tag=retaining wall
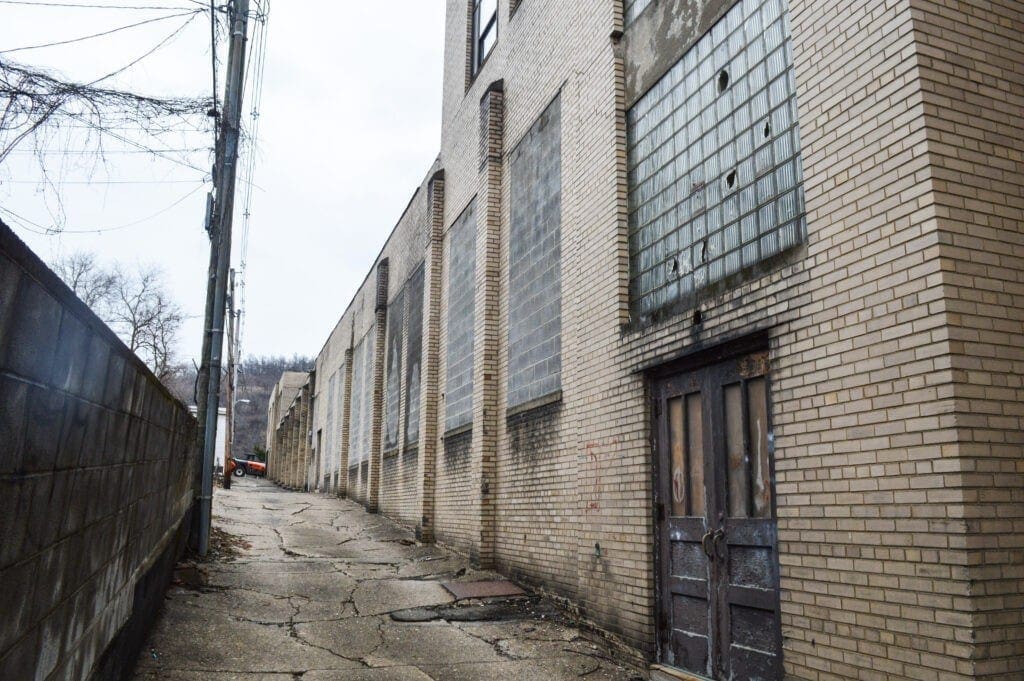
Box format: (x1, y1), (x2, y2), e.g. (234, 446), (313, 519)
(0, 220), (199, 680)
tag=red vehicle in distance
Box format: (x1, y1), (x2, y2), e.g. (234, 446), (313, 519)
(232, 458), (266, 477)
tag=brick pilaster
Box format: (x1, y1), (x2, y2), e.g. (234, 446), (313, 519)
(270, 423), (278, 483)
(298, 381), (312, 491)
(289, 403), (299, 489)
(417, 169), (446, 542)
(278, 412), (286, 487)
(367, 259), (390, 512)
(472, 80), (504, 568)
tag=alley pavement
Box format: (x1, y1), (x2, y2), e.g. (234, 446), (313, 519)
(132, 476), (638, 681)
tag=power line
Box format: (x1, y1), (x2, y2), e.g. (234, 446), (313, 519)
(0, 9), (202, 54)
(47, 123), (211, 132)
(88, 11), (203, 85)
(235, 0), (268, 371)
(7, 147), (208, 154)
(0, 205), (50, 234)
(0, 182), (205, 234)
(3, 178), (205, 184)
(60, 117), (211, 173)
(0, 1), (222, 240)
(0, 1), (201, 10)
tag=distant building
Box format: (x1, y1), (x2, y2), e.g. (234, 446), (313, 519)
(265, 371), (310, 484)
(269, 1), (1023, 679)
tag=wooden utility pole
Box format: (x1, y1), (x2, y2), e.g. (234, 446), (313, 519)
(195, 0), (249, 557)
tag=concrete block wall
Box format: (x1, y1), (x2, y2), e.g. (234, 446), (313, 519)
(273, 0), (1024, 677)
(0, 221), (198, 680)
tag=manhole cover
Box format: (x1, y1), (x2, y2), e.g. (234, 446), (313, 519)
(442, 580), (526, 600)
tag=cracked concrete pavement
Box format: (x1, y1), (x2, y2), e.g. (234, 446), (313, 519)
(132, 477), (640, 681)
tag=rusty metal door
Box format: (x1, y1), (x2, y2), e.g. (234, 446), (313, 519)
(654, 351), (782, 680)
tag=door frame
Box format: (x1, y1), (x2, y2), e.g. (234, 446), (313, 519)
(648, 331), (783, 678)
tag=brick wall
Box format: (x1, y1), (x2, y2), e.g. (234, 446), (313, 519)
(910, 1), (1024, 676)
(0, 221), (199, 680)
(278, 0), (1023, 677)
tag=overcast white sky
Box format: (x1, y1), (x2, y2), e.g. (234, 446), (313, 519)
(1, 1), (446, 365)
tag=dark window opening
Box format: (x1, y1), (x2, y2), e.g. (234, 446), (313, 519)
(472, 0), (498, 76)
(718, 69), (730, 92)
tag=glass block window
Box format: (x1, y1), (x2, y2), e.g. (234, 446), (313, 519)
(334, 365), (345, 464)
(325, 371), (338, 472)
(348, 329), (374, 464)
(360, 329), (374, 462)
(383, 288), (404, 452)
(404, 262), (425, 446)
(445, 201), (477, 432)
(348, 335), (366, 465)
(627, 0), (805, 326)
(508, 95), (562, 408)
(625, 0), (652, 26)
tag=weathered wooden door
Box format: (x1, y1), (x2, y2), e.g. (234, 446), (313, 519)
(654, 351), (782, 680)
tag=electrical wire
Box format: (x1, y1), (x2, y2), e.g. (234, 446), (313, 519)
(0, 1), (220, 243)
(0, 181), (205, 234)
(0, 1), (200, 9)
(87, 11), (203, 85)
(0, 205), (50, 234)
(3, 178), (205, 183)
(7, 147), (208, 154)
(62, 116), (211, 173)
(0, 9), (202, 54)
(235, 0), (268, 374)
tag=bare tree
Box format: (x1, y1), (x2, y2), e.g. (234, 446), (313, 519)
(51, 252), (187, 381)
(136, 287), (187, 381)
(50, 251), (117, 309)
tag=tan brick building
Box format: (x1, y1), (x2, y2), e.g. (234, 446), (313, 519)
(268, 0), (1024, 678)
(265, 371), (309, 489)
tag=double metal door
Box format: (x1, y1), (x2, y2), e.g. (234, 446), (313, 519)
(654, 351), (782, 680)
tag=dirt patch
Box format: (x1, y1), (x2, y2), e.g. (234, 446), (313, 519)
(170, 527), (251, 591)
(208, 526), (252, 561)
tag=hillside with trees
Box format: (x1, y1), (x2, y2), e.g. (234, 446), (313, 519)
(164, 354), (313, 459)
(231, 355), (313, 458)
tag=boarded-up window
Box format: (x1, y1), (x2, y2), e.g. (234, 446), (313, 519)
(724, 376), (771, 518)
(627, 0), (804, 325)
(445, 201), (477, 432)
(360, 328), (374, 462)
(404, 262), (425, 446)
(348, 329), (374, 464)
(325, 371), (338, 474)
(348, 335), (366, 466)
(667, 392), (705, 517)
(508, 95), (562, 408)
(334, 363), (345, 468)
(384, 289), (404, 452)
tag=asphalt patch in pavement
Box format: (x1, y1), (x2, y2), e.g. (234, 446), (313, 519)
(389, 596), (563, 623)
(442, 579), (526, 600)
